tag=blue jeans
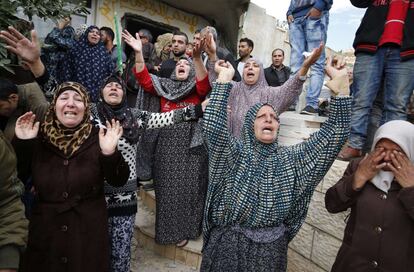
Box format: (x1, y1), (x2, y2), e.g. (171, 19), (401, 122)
(289, 12), (329, 109)
(349, 47), (414, 149)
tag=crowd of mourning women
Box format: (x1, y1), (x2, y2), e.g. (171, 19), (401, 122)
(1, 1), (414, 271)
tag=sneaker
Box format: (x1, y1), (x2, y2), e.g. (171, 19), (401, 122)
(337, 146), (362, 161)
(300, 105), (318, 115)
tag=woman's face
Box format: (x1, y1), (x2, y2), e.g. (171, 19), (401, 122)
(254, 105), (279, 144)
(175, 59), (191, 81)
(243, 60), (261, 85)
(374, 138), (405, 171)
(55, 90), (86, 128)
(87, 28), (101, 45)
(102, 81), (124, 106)
(163, 43), (172, 53)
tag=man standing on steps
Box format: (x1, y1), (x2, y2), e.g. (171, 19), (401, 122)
(265, 48), (292, 87)
(235, 37), (254, 76)
(287, 0), (331, 115)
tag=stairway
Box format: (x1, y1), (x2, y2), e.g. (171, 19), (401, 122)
(133, 187), (203, 271)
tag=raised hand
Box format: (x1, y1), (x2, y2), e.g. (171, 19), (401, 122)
(215, 60), (234, 83)
(15, 112), (39, 140)
(302, 43), (324, 68)
(204, 31), (217, 59)
(122, 29), (142, 53)
(0, 26), (41, 65)
(325, 55), (348, 80)
(387, 151), (414, 188)
(99, 119), (123, 156)
(353, 147), (386, 190)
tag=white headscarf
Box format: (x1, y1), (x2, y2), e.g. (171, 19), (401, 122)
(371, 120), (414, 193)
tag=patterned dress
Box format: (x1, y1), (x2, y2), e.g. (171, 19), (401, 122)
(201, 82), (351, 271)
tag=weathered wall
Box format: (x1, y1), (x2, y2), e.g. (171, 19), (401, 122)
(239, 3), (291, 68)
(96, 0), (209, 40)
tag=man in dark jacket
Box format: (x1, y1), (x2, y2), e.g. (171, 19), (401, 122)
(338, 0), (414, 160)
(264, 48), (291, 87)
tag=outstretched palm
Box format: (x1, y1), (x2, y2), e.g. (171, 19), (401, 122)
(0, 26), (40, 64)
(99, 119), (123, 155)
(122, 30), (142, 53)
(15, 112), (39, 139)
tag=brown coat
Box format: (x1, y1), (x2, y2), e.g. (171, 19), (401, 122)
(14, 128), (129, 272)
(325, 159), (414, 272)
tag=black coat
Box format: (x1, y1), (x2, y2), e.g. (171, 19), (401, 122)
(264, 65), (291, 87)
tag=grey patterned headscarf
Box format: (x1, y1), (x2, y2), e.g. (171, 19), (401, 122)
(150, 56), (196, 102)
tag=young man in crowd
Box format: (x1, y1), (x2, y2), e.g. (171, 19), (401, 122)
(235, 37), (254, 76)
(264, 48), (291, 87)
(100, 26), (127, 71)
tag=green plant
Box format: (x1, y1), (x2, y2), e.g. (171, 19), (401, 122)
(0, 0), (89, 73)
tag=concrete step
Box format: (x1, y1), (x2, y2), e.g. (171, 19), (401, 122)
(139, 187), (156, 213)
(279, 111), (327, 128)
(135, 197), (203, 270)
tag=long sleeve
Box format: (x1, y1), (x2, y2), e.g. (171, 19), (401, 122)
(100, 150), (129, 187)
(283, 96), (352, 240)
(132, 104), (202, 130)
(203, 82), (240, 166)
(398, 186), (414, 221)
(44, 26), (75, 50)
(132, 65), (156, 94)
(268, 74), (305, 114)
(325, 160), (362, 213)
(35, 69), (59, 101)
(195, 75), (211, 97)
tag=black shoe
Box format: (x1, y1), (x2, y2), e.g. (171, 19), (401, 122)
(300, 105), (318, 115)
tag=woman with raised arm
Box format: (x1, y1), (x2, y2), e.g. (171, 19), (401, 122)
(123, 30), (210, 247)
(201, 60), (351, 271)
(202, 29), (323, 138)
(0, 26), (204, 272)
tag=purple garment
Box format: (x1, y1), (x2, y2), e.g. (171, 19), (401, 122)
(207, 58), (304, 138)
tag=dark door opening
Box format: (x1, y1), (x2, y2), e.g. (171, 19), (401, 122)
(121, 13), (179, 58)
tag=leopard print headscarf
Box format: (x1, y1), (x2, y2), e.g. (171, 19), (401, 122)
(41, 82), (92, 158)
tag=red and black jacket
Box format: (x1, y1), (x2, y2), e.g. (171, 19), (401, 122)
(351, 0), (414, 61)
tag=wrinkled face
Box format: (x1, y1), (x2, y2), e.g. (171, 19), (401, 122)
(374, 138), (405, 171)
(87, 28), (101, 45)
(175, 59), (191, 81)
(238, 42), (252, 59)
(243, 60), (261, 85)
(272, 50), (284, 67)
(0, 94), (18, 117)
(193, 32), (201, 47)
(172, 35), (187, 57)
(55, 90), (86, 128)
(102, 81), (124, 106)
(254, 105), (279, 144)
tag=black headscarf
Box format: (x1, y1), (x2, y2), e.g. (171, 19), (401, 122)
(97, 74), (140, 144)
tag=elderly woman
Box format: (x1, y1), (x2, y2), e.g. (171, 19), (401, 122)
(203, 32), (322, 138)
(123, 30), (210, 247)
(1, 26), (204, 272)
(13, 84), (129, 271)
(201, 61), (351, 271)
(154, 32), (173, 68)
(326, 120), (414, 272)
(61, 25), (113, 102)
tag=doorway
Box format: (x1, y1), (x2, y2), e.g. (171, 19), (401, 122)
(122, 13), (179, 58)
